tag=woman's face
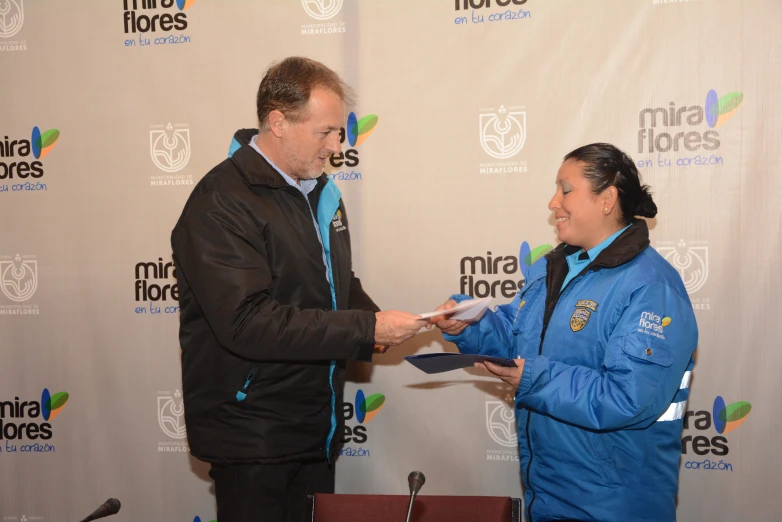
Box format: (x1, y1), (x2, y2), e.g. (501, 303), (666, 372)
(548, 159), (614, 250)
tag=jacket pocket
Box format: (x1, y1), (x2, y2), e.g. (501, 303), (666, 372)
(234, 364), (260, 402)
(620, 337), (674, 367)
(586, 430), (625, 488)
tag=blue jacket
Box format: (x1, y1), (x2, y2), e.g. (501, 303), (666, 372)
(446, 221), (697, 522)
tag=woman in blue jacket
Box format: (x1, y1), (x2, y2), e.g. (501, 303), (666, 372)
(433, 143), (698, 522)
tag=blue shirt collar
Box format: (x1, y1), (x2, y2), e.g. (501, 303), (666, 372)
(569, 224), (632, 264)
(249, 134), (318, 195)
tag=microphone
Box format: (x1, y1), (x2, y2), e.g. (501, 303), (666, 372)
(404, 471), (425, 522)
(79, 498), (121, 522)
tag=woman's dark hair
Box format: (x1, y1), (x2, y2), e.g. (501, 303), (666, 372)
(563, 143), (657, 221)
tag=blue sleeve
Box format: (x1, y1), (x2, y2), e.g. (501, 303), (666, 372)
(443, 293), (519, 360)
(516, 282), (698, 431)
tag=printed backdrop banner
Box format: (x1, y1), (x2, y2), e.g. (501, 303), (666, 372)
(1, 1), (781, 521)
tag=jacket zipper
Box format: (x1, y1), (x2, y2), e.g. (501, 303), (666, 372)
(524, 267), (585, 522)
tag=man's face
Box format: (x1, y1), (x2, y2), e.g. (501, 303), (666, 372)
(279, 87), (344, 180)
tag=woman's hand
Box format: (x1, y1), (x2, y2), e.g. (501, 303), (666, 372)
(476, 359), (526, 389)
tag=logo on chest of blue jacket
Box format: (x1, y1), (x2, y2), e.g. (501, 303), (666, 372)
(331, 210), (346, 233)
(570, 300), (598, 332)
(340, 389), (385, 457)
(460, 241), (552, 299)
(681, 396), (751, 472)
(325, 112), (378, 182)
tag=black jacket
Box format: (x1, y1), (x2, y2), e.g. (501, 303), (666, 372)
(171, 129), (379, 465)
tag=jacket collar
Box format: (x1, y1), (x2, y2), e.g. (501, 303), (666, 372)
(229, 128), (329, 189)
(548, 219), (650, 271)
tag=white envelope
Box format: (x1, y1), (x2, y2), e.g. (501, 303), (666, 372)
(418, 297), (492, 321)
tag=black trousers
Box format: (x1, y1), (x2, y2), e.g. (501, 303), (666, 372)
(209, 460), (335, 522)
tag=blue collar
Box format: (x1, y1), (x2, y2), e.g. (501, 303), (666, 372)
(561, 224), (631, 291)
(572, 224), (631, 263)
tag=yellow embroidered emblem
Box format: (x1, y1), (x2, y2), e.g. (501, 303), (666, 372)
(570, 300), (598, 332)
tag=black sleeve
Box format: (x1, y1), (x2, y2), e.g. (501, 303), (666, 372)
(172, 190), (376, 362)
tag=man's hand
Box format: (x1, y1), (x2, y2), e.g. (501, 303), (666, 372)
(373, 344), (389, 354)
(428, 299), (470, 336)
(374, 311), (428, 346)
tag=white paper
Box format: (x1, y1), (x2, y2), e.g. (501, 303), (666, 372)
(418, 297), (492, 321)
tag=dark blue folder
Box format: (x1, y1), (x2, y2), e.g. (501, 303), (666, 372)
(404, 353), (517, 374)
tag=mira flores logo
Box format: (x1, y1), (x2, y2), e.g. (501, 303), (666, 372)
(636, 89), (743, 168)
(459, 241), (552, 299)
(0, 388), (68, 454)
(340, 389), (385, 457)
(1, 127), (59, 193)
(682, 396), (751, 472)
(122, 0), (196, 47)
(452, 0), (532, 26)
(325, 112), (378, 182)
(134, 257), (180, 315)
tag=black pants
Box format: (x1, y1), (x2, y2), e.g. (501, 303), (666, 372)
(209, 460), (335, 522)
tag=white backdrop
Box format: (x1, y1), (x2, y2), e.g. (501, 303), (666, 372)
(2, 1), (781, 520)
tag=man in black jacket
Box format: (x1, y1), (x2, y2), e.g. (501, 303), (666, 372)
(171, 57), (426, 522)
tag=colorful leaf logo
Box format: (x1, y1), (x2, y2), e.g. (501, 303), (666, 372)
(177, 0), (197, 10)
(355, 389), (385, 424)
(705, 90), (743, 129)
(346, 112), (378, 148)
(41, 388), (69, 422)
(31, 126), (59, 160)
(661, 317), (672, 327)
(518, 241), (553, 282)
(713, 396), (751, 434)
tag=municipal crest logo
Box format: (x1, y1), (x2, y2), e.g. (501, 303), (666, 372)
(1, 254), (37, 302)
(157, 389), (186, 439)
(486, 399), (516, 448)
(657, 240), (708, 295)
(0, 0), (24, 39)
(150, 123), (191, 173)
(302, 0), (343, 20)
(479, 105), (526, 160)
(570, 300), (597, 332)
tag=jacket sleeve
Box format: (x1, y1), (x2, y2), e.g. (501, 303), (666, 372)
(516, 282), (698, 431)
(443, 293), (519, 359)
(171, 190), (377, 362)
(348, 274), (380, 312)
